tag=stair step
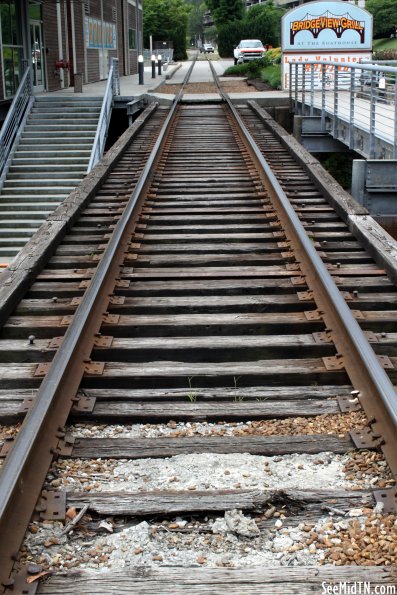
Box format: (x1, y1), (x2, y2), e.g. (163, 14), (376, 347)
(7, 166), (85, 182)
(9, 165), (87, 173)
(22, 130), (96, 138)
(35, 97), (102, 104)
(0, 202), (60, 210)
(0, 194), (66, 202)
(16, 143), (92, 152)
(25, 118), (98, 132)
(0, 219), (43, 228)
(28, 118), (99, 126)
(1, 185), (77, 194)
(1, 203), (58, 215)
(31, 107), (101, 114)
(0, 228), (36, 237)
(18, 139), (94, 146)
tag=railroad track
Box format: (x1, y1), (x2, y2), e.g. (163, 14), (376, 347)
(0, 57), (396, 593)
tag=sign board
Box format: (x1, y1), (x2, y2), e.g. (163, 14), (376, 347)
(281, 1), (372, 89)
(85, 17), (117, 50)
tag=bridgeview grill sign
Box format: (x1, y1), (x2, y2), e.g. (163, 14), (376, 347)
(281, 1), (373, 89)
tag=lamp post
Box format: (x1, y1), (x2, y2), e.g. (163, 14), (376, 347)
(151, 54), (156, 78)
(157, 54), (162, 76)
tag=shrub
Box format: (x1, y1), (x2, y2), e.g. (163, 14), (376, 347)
(260, 64), (281, 88)
(372, 49), (397, 60)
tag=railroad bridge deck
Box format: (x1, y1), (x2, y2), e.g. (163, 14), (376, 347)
(0, 58), (396, 593)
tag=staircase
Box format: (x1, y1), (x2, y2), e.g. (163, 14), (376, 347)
(0, 95), (103, 262)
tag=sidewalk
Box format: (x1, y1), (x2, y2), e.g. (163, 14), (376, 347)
(37, 64), (182, 99)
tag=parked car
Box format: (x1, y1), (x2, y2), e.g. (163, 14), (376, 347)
(200, 43), (214, 54)
(233, 40), (265, 65)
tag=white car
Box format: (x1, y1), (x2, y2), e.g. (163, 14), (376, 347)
(200, 43), (214, 54)
(234, 40), (266, 65)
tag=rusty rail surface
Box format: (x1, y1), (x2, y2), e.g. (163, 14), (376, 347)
(0, 55), (396, 591)
(208, 58), (397, 474)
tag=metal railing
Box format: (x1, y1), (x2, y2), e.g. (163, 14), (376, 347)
(87, 58), (120, 172)
(143, 49), (174, 63)
(289, 61), (397, 159)
(0, 66), (33, 179)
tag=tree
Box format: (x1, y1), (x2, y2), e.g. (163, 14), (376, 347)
(143, 0), (190, 60)
(216, 2), (284, 57)
(206, 0), (244, 27)
(366, 0), (397, 39)
(187, 0), (206, 44)
(245, 2), (284, 46)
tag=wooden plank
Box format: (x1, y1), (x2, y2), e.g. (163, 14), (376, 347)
(71, 434), (354, 459)
(66, 488), (373, 516)
(36, 266), (297, 281)
(38, 566), (396, 595)
(93, 359), (336, 377)
(138, 233), (276, 242)
(95, 334), (323, 350)
(118, 278), (298, 295)
(78, 399), (340, 421)
(0, 395), (340, 423)
(349, 214), (397, 287)
(132, 253), (287, 266)
(0, 386), (353, 403)
(108, 295), (307, 311)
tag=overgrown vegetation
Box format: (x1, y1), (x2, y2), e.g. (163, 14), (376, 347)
(224, 48), (281, 88)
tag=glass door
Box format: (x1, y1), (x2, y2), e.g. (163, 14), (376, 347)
(30, 20), (44, 91)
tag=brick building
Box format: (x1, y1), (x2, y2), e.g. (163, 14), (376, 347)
(0, 0), (142, 102)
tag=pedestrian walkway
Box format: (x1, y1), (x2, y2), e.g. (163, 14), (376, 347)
(37, 64), (181, 99)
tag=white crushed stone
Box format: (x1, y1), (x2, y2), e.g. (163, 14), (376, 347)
(51, 451), (351, 492)
(24, 510), (329, 571)
(68, 421), (285, 439)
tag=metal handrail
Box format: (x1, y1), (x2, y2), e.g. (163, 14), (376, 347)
(87, 58), (120, 172)
(289, 60), (397, 159)
(0, 66), (33, 177)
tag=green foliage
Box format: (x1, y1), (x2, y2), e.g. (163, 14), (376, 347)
(366, 0), (397, 39)
(224, 54), (281, 88)
(373, 38), (397, 51)
(373, 48), (397, 60)
(224, 63), (251, 76)
(266, 47), (282, 64)
(216, 3), (285, 57)
(260, 64), (281, 88)
(206, 0), (244, 27)
(187, 0), (206, 42)
(143, 0), (190, 60)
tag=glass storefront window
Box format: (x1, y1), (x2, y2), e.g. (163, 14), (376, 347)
(3, 45), (22, 96)
(1, 0), (24, 97)
(28, 3), (41, 21)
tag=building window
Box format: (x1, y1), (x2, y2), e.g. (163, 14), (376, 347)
(1, 0), (24, 97)
(128, 28), (136, 50)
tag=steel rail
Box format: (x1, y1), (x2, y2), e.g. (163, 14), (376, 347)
(208, 59), (397, 475)
(0, 55), (197, 589)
